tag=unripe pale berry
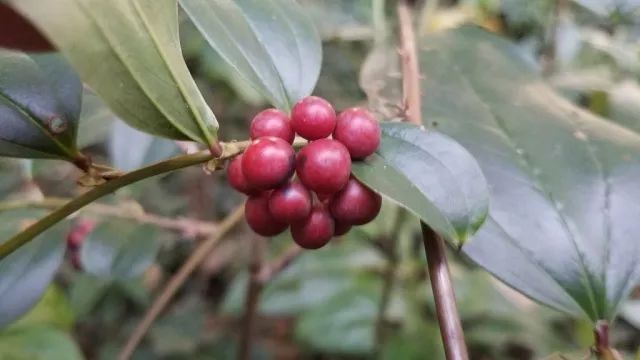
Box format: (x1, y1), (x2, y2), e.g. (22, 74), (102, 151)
(291, 206), (334, 249)
(296, 139), (351, 194)
(250, 108), (295, 144)
(333, 107), (381, 159)
(242, 137), (295, 191)
(269, 181), (312, 224)
(227, 154), (256, 195)
(291, 96), (336, 140)
(329, 177), (382, 225)
(245, 192), (288, 236)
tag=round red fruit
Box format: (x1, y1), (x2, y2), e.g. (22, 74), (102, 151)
(269, 181), (312, 224)
(291, 206), (335, 249)
(296, 139), (351, 194)
(250, 108), (295, 143)
(333, 221), (352, 236)
(329, 177), (382, 225)
(291, 96), (336, 140)
(227, 154), (256, 195)
(242, 137), (295, 191)
(245, 192), (288, 236)
(333, 107), (381, 159)
(66, 218), (96, 250)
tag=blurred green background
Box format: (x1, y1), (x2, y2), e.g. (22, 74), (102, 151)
(0, 0), (639, 359)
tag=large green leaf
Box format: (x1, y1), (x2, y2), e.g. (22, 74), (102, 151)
(0, 326), (83, 360)
(0, 50), (82, 160)
(179, 0), (322, 110)
(0, 211), (67, 328)
(352, 123), (489, 247)
(80, 222), (160, 280)
(10, 0), (218, 146)
(366, 26), (640, 322)
(76, 91), (117, 149)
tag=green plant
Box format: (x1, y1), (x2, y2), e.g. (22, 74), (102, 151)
(0, 0), (639, 359)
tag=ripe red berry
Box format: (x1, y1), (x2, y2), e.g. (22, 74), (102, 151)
(333, 107), (381, 159)
(291, 96), (336, 140)
(242, 137), (295, 191)
(291, 206), (335, 249)
(250, 108), (295, 144)
(227, 154), (256, 195)
(66, 218), (96, 250)
(269, 181), (312, 224)
(245, 192), (288, 236)
(334, 221), (352, 236)
(296, 139), (351, 194)
(329, 177), (382, 225)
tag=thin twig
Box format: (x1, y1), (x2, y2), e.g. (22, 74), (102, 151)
(0, 198), (217, 238)
(238, 244), (303, 360)
(118, 205), (245, 360)
(397, 1), (468, 359)
(397, 0), (422, 126)
(238, 236), (267, 360)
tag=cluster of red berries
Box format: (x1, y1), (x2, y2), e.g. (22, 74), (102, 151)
(227, 96), (382, 249)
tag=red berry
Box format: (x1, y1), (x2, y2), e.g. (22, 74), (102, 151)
(269, 181), (312, 224)
(227, 154), (256, 195)
(66, 218), (96, 250)
(245, 192), (288, 236)
(333, 107), (381, 159)
(334, 221), (352, 236)
(329, 177), (382, 225)
(291, 206), (334, 249)
(250, 108), (295, 144)
(291, 96), (336, 140)
(296, 139), (351, 194)
(242, 137), (295, 191)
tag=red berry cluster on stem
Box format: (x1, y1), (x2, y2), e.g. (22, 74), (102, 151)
(227, 96), (382, 250)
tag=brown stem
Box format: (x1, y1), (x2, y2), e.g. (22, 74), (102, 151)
(239, 236), (267, 360)
(374, 236), (397, 350)
(422, 224), (468, 360)
(397, 0), (422, 126)
(397, 0), (468, 359)
(118, 205), (245, 360)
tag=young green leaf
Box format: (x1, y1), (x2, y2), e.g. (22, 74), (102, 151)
(10, 0), (218, 147)
(351, 123), (489, 248)
(0, 211), (67, 328)
(80, 222), (160, 280)
(179, 0), (322, 110)
(0, 50), (83, 161)
(363, 25), (640, 322)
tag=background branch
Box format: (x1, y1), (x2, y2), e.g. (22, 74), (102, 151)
(118, 205), (245, 360)
(0, 198), (218, 238)
(397, 0), (469, 359)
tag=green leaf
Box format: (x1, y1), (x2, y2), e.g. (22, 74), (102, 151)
(80, 222), (160, 280)
(0, 49), (82, 160)
(607, 81), (640, 134)
(9, 286), (74, 332)
(295, 283), (380, 355)
(76, 91), (117, 149)
(396, 26), (640, 322)
(179, 0), (322, 110)
(351, 123), (489, 247)
(109, 120), (179, 171)
(11, 0), (218, 146)
(0, 211), (67, 328)
(0, 326), (83, 360)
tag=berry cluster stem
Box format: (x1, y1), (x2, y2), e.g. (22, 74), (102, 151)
(0, 141), (250, 260)
(397, 0), (468, 359)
